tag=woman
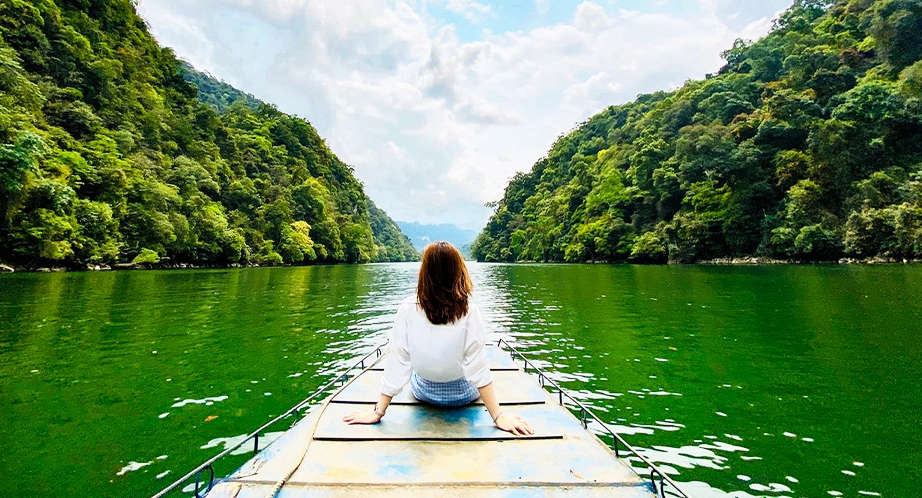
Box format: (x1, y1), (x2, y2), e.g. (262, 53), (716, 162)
(343, 242), (533, 436)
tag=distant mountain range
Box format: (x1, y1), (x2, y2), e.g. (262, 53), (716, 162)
(396, 222), (479, 257)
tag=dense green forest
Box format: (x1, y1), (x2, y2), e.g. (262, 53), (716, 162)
(474, 0), (922, 263)
(0, 0), (417, 268)
(180, 63), (261, 114)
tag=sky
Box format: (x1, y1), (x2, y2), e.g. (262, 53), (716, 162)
(136, 0), (794, 230)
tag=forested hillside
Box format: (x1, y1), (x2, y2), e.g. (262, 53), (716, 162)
(180, 63), (261, 113)
(474, 0), (922, 263)
(366, 199), (419, 262)
(0, 0), (417, 268)
(182, 64), (418, 264)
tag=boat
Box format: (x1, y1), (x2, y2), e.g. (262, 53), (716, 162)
(154, 339), (688, 498)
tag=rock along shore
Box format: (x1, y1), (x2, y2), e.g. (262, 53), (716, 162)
(699, 256), (921, 265)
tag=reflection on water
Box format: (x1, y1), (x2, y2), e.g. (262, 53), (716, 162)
(1, 263), (918, 497)
(472, 263), (914, 498)
(0, 265), (420, 497)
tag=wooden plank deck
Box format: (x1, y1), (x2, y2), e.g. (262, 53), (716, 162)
(333, 370), (548, 406)
(204, 346), (657, 497)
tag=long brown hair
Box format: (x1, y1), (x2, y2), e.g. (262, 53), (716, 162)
(417, 241), (473, 324)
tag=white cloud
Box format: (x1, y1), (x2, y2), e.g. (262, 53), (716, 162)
(137, 0), (793, 229)
(573, 2), (613, 32)
(443, 0), (492, 21)
(698, 0), (787, 31)
(564, 72), (624, 105)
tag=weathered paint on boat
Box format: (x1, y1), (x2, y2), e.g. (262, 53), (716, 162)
(201, 345), (661, 497)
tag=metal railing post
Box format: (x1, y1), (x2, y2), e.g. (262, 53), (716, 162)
(153, 341), (390, 498)
(495, 338), (689, 498)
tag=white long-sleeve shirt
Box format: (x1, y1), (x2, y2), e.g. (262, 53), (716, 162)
(380, 297), (493, 397)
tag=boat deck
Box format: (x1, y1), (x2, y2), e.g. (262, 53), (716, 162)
(203, 346), (657, 497)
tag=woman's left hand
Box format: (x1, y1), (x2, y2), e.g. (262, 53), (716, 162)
(342, 409), (382, 425)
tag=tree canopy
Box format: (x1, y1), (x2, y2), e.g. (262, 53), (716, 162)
(473, 0), (922, 263)
(0, 0), (417, 268)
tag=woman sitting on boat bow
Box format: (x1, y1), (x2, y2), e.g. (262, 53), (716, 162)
(343, 241), (533, 436)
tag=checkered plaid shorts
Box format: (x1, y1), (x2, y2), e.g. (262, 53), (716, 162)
(410, 371), (480, 406)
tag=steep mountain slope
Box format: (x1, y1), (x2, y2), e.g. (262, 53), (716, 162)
(474, 0), (922, 263)
(367, 200), (419, 262)
(180, 63), (261, 113)
(184, 64), (418, 263)
(0, 0), (415, 267)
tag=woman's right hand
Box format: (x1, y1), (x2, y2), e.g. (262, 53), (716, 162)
(494, 413), (534, 436)
(342, 409), (383, 425)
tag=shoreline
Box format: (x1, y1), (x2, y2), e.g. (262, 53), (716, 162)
(697, 256), (922, 265)
(2, 256), (920, 273)
(0, 262), (268, 273)
(0, 260), (418, 273)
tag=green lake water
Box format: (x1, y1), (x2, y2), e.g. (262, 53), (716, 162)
(0, 263), (919, 497)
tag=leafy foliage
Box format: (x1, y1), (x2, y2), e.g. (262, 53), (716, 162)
(474, 0), (922, 263)
(180, 63), (261, 113)
(367, 199), (419, 262)
(0, 0), (416, 267)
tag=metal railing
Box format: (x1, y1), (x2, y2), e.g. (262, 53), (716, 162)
(154, 338), (688, 498)
(496, 338), (689, 498)
(151, 342), (388, 498)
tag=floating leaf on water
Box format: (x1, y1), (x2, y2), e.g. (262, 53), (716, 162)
(205, 415), (218, 422)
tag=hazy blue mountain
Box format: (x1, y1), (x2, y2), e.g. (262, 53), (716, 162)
(396, 222), (478, 255)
